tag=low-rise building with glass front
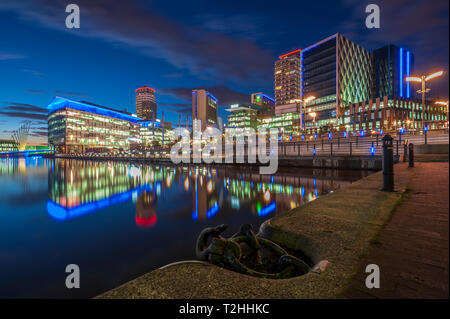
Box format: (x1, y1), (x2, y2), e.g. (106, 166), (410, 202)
(226, 104), (260, 130)
(340, 96), (448, 134)
(0, 139), (18, 152)
(258, 112), (300, 141)
(48, 97), (143, 153)
(139, 120), (174, 148)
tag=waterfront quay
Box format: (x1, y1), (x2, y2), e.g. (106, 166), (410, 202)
(98, 158), (449, 299)
(47, 132), (448, 171)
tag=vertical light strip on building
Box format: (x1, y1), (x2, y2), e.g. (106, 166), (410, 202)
(406, 50), (410, 98)
(399, 47), (403, 97)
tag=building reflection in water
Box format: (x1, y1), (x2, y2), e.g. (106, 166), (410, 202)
(46, 159), (365, 226)
(135, 190), (157, 227)
(47, 159), (174, 225)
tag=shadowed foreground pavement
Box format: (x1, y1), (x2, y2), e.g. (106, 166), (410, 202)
(98, 162), (448, 299)
(343, 162), (449, 298)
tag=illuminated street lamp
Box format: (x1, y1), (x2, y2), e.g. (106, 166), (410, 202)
(309, 112), (317, 136)
(406, 71), (444, 129)
(435, 100), (449, 129)
(294, 96), (316, 133)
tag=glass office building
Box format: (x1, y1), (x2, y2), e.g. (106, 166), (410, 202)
(48, 97), (142, 153)
(226, 104), (260, 130)
(341, 96), (448, 133)
(301, 34), (374, 133)
(0, 139), (18, 152)
(373, 45), (414, 99)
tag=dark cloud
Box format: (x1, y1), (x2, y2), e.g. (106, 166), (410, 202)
(338, 0), (449, 95)
(159, 85), (250, 106)
(159, 103), (192, 115)
(2, 102), (47, 113)
(0, 102), (47, 120)
(24, 89), (45, 94)
(0, 111), (47, 120)
(0, 0), (273, 84)
(54, 90), (90, 98)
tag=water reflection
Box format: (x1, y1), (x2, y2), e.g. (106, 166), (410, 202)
(45, 160), (366, 226)
(0, 157), (371, 298)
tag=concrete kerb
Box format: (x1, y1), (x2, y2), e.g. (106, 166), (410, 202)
(97, 163), (412, 299)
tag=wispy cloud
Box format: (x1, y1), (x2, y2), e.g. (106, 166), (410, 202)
(23, 69), (45, 77)
(0, 102), (48, 120)
(54, 90), (89, 98)
(0, 0), (274, 84)
(0, 53), (24, 60)
(158, 102), (192, 115)
(159, 85), (249, 106)
(24, 89), (45, 94)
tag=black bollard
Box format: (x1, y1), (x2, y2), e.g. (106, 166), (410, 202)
(409, 143), (414, 167)
(403, 142), (408, 162)
(381, 134), (394, 192)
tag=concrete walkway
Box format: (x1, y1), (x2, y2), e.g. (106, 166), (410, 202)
(342, 162), (449, 298)
(98, 163), (411, 299)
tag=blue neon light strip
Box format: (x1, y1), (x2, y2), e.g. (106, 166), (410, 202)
(258, 202), (276, 216)
(257, 93), (275, 103)
(192, 91), (197, 118)
(47, 97), (142, 123)
(47, 184), (152, 221)
(206, 202), (219, 219)
(206, 92), (218, 103)
(0, 149), (52, 155)
(406, 51), (410, 98)
(301, 34), (338, 53)
(399, 48), (403, 97)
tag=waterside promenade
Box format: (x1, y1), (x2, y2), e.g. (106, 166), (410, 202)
(342, 162), (449, 298)
(97, 159), (448, 299)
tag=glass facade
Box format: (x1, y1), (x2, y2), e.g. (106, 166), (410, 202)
(0, 139), (18, 152)
(374, 45), (414, 99)
(47, 97), (174, 154)
(341, 96), (448, 133)
(227, 105), (260, 130)
(258, 112), (300, 140)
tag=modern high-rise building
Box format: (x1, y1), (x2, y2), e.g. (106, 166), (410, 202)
(274, 49), (301, 106)
(251, 92), (275, 118)
(373, 45), (414, 99)
(192, 89), (218, 131)
(135, 86), (157, 121)
(301, 34), (374, 132)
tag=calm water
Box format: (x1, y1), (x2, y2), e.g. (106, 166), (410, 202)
(0, 157), (372, 298)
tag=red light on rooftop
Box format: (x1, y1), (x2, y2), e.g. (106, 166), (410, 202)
(278, 49), (301, 59)
(135, 86), (156, 93)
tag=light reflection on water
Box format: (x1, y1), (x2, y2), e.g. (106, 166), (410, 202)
(0, 157), (372, 298)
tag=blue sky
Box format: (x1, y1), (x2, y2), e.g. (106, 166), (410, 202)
(0, 0), (448, 143)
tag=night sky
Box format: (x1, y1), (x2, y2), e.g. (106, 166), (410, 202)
(0, 0), (448, 144)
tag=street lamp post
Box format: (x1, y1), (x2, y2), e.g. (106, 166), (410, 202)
(406, 71), (444, 131)
(295, 96), (316, 137)
(309, 112), (317, 136)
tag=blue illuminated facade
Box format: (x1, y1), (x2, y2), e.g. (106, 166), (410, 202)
(373, 44), (414, 99)
(48, 97), (176, 153)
